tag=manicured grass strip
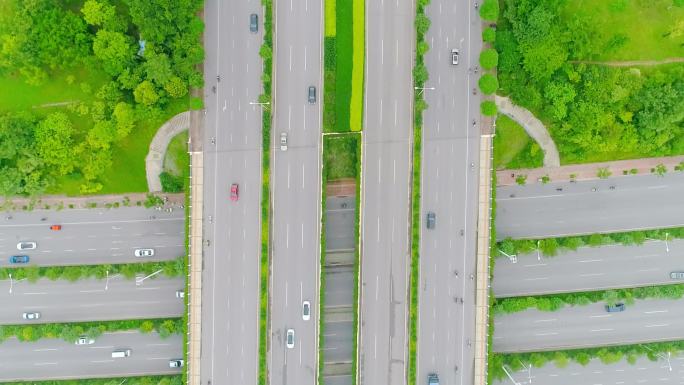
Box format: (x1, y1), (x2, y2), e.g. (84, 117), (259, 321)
(349, 0), (365, 132)
(0, 258), (185, 282)
(492, 115), (543, 170)
(335, 0), (353, 132)
(258, 1), (274, 384)
(0, 318), (184, 343)
(325, 0), (336, 37)
(3, 375), (182, 385)
(491, 340), (684, 382)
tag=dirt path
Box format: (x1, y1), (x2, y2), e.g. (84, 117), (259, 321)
(570, 57), (684, 67)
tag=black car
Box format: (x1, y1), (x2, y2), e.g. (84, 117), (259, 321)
(250, 13), (258, 33)
(426, 212), (436, 229)
(605, 303), (625, 312)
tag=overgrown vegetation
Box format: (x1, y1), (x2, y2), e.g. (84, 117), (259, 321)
(490, 340), (683, 382)
(349, 0), (364, 131)
(161, 130), (189, 193)
(258, 1), (273, 384)
(3, 376), (182, 385)
(497, 0), (684, 164)
(493, 115), (543, 169)
(0, 257), (185, 282)
(0, 318), (183, 343)
(0, 0), (202, 195)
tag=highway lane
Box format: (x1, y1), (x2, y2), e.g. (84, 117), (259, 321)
(493, 355), (680, 385)
(201, 1), (263, 384)
(0, 276), (184, 325)
(496, 173), (684, 240)
(493, 239), (682, 297)
(0, 332), (182, 382)
(418, 1), (481, 384)
(493, 299), (684, 353)
(270, 0), (323, 384)
(0, 208), (184, 266)
(358, 0), (413, 384)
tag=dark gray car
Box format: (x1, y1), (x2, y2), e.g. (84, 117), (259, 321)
(250, 14), (258, 33)
(426, 212), (436, 229)
(308, 86), (316, 104)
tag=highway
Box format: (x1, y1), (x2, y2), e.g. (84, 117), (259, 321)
(0, 276), (184, 325)
(270, 0), (323, 383)
(493, 239), (682, 297)
(358, 0), (413, 384)
(201, 0), (263, 384)
(0, 332), (183, 382)
(0, 207), (184, 266)
(493, 355), (680, 385)
(496, 173), (684, 239)
(493, 299), (684, 353)
(417, 1), (481, 384)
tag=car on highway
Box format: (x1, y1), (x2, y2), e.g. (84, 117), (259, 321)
(111, 349), (131, 358)
(134, 248), (155, 257)
(230, 183), (239, 201)
(75, 336), (95, 345)
(9, 255), (29, 264)
(169, 359), (184, 368)
(250, 13), (258, 33)
(280, 132), (288, 151)
(17, 241), (36, 250)
(308, 86), (316, 104)
(22, 312), (41, 320)
(428, 373), (440, 385)
(671, 272), (684, 279)
(451, 49), (459, 65)
(302, 301), (311, 321)
(286, 329), (295, 349)
(50, 224), (62, 230)
(605, 303), (625, 312)
(176, 290), (185, 298)
(426, 212), (436, 229)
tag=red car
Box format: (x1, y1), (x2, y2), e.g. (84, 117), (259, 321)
(50, 225), (62, 231)
(230, 183), (239, 201)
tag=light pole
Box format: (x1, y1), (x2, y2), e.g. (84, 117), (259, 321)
(537, 240), (541, 261)
(501, 365), (521, 385)
(105, 270), (109, 291)
(498, 249), (518, 264)
(519, 360), (532, 383)
(665, 232), (670, 253)
(8, 273), (12, 294)
(136, 269), (163, 286)
(249, 101), (270, 110)
(642, 345), (672, 371)
(414, 86), (435, 96)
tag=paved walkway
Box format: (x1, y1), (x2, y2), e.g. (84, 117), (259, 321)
(497, 155), (684, 186)
(146, 111), (191, 192)
(0, 192), (184, 211)
(494, 95), (560, 167)
(571, 57), (684, 67)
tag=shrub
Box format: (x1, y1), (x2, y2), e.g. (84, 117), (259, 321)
(482, 27), (496, 43)
(480, 100), (497, 116)
(479, 48), (499, 70)
(479, 0), (500, 21)
(597, 167), (612, 179)
(160, 172), (184, 193)
(515, 174), (527, 185)
(478, 74), (499, 95)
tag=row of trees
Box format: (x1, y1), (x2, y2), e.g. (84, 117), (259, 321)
(0, 0), (203, 195)
(496, 0), (684, 162)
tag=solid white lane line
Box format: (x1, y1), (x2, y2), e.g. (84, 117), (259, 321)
(645, 324), (669, 328)
(590, 328), (614, 332)
(644, 310), (668, 314)
(590, 314), (612, 318)
(535, 332), (558, 336)
(304, 45), (308, 70)
(533, 318), (557, 323)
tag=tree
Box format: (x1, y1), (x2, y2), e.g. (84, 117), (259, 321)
(133, 80), (160, 106)
(86, 120), (116, 150)
(81, 0), (116, 27)
(164, 76), (188, 98)
(479, 48), (498, 70)
(112, 102), (137, 138)
(479, 0), (499, 21)
(34, 112), (76, 176)
(482, 27), (496, 43)
(415, 13), (431, 36)
(480, 100), (497, 116)
(144, 50), (174, 85)
(93, 30), (133, 76)
(413, 64), (429, 85)
(478, 74), (499, 94)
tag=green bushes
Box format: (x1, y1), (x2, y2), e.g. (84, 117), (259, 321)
(479, 48), (499, 70)
(482, 27), (496, 43)
(481, 100), (497, 116)
(479, 0), (500, 21)
(160, 171), (184, 192)
(478, 74), (499, 94)
(350, 0), (365, 131)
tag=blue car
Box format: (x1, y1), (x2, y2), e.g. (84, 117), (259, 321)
(9, 255), (29, 264)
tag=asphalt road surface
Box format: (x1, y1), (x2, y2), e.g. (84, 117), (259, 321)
(496, 173), (684, 240)
(270, 0), (323, 384)
(0, 332), (183, 382)
(493, 299), (684, 353)
(201, 1), (264, 384)
(417, 1), (482, 385)
(493, 239), (682, 297)
(493, 355), (680, 385)
(0, 276), (184, 325)
(0, 207), (184, 267)
(358, 1), (413, 384)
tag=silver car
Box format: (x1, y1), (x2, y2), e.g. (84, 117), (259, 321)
(23, 312), (41, 320)
(286, 329), (295, 349)
(75, 336), (95, 345)
(671, 272), (684, 279)
(280, 132), (288, 151)
(134, 248), (154, 257)
(451, 49), (459, 65)
(17, 241), (37, 250)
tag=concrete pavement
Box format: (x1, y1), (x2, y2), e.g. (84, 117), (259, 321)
(358, 0), (414, 384)
(493, 239), (682, 297)
(0, 332), (183, 382)
(200, 1), (264, 385)
(269, 0), (323, 383)
(493, 299), (684, 353)
(0, 277), (184, 325)
(496, 173), (684, 239)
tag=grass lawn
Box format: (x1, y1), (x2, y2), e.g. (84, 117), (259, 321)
(493, 115), (544, 170)
(163, 130), (190, 176)
(325, 0), (336, 37)
(335, 0), (353, 132)
(562, 0), (684, 61)
(349, 0), (365, 132)
(324, 134), (360, 180)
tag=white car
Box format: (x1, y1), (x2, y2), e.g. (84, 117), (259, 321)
(302, 301), (311, 321)
(451, 48), (459, 65)
(22, 312), (41, 320)
(134, 248), (154, 257)
(169, 359), (184, 368)
(280, 132), (288, 151)
(286, 329), (295, 349)
(176, 290), (185, 298)
(75, 336), (95, 345)
(17, 241), (37, 250)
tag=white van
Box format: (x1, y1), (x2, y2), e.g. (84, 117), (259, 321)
(112, 349), (131, 358)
